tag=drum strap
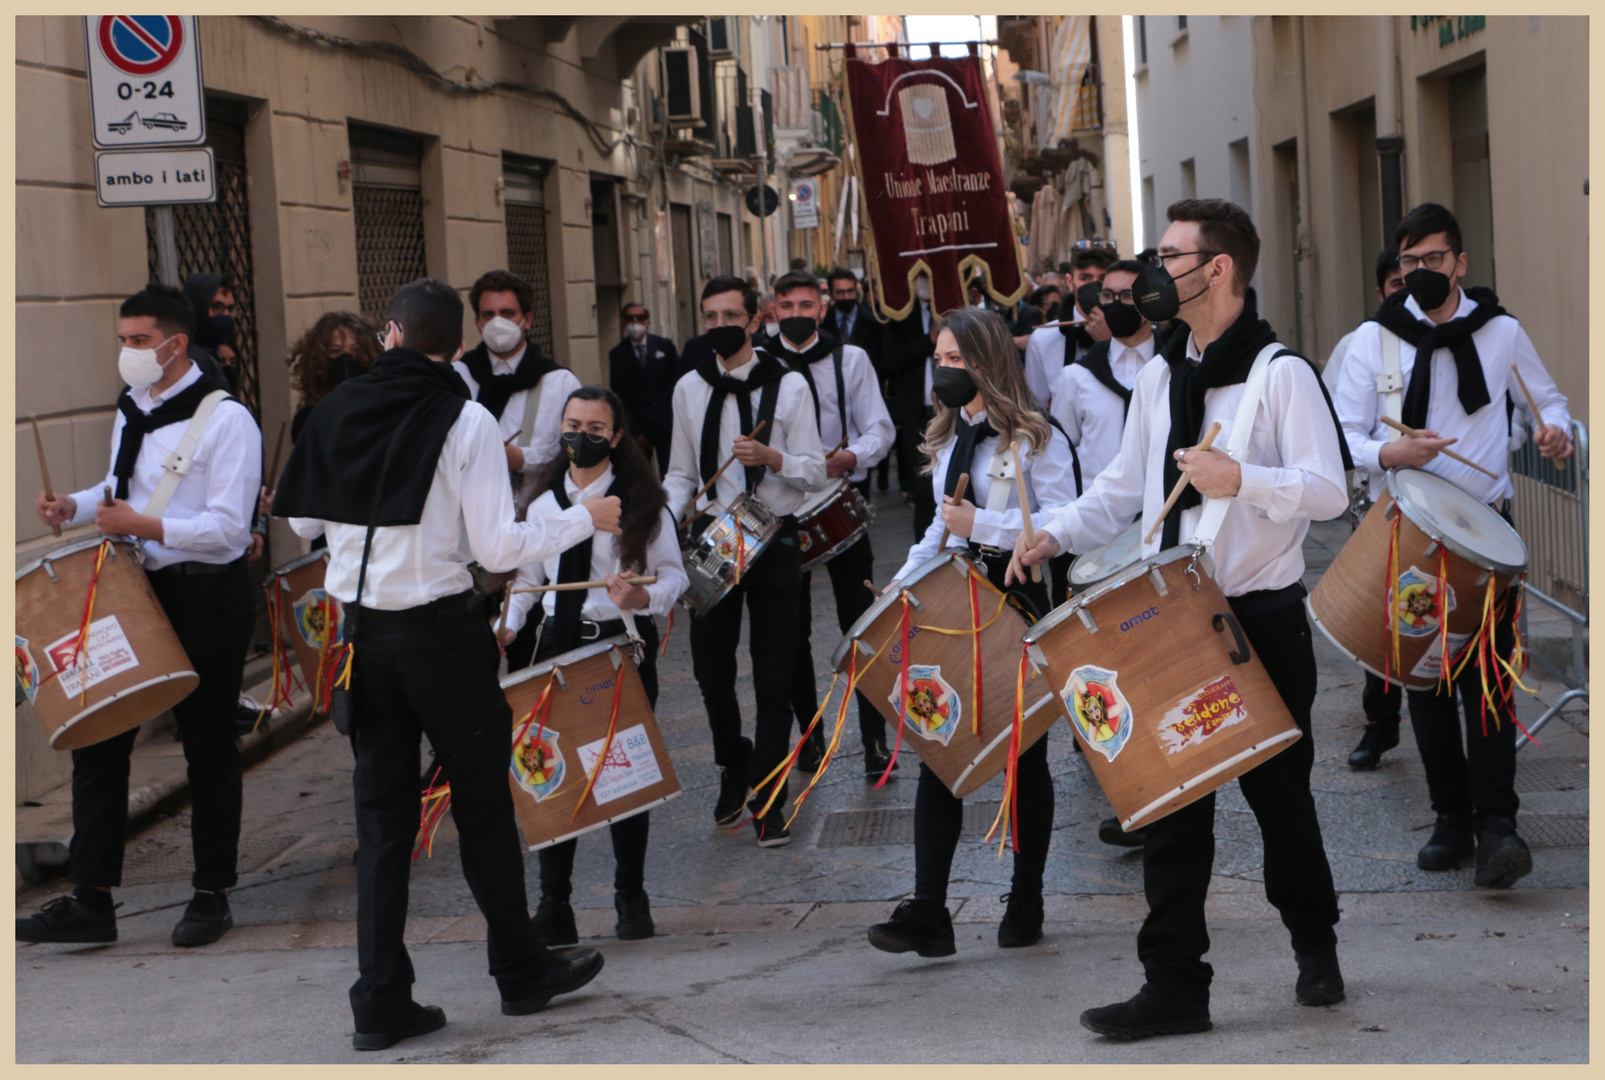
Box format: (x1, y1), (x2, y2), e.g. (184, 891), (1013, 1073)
(1378, 329), (1404, 442)
(984, 439), (1017, 515)
(518, 372), (544, 449)
(1187, 341), (1283, 551)
(142, 389), (229, 520)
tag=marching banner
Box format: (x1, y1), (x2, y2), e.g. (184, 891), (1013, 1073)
(843, 44), (1027, 319)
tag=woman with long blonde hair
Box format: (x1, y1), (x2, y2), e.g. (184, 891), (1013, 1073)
(868, 304), (1081, 961)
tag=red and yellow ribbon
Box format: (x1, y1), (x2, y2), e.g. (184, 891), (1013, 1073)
(570, 647), (627, 822)
(984, 642), (1030, 856)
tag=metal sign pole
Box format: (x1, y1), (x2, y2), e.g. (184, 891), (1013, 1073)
(152, 205), (180, 285)
(755, 94), (770, 285)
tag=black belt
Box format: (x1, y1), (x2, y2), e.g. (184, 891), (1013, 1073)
(576, 617), (628, 642)
(356, 588), (484, 625)
(147, 555), (247, 578)
(1227, 581), (1306, 619)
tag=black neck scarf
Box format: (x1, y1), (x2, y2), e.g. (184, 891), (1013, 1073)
(944, 412), (998, 499)
(546, 471), (624, 654)
(461, 341), (560, 421)
(779, 333), (847, 447)
(695, 348), (789, 492)
(272, 348), (470, 526)
(113, 362), (233, 501)
(1074, 339), (1134, 416)
(1371, 286), (1504, 429)
(1060, 321), (1094, 367)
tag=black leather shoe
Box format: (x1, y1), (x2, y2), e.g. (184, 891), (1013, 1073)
(864, 742), (899, 780)
(867, 898), (955, 958)
(614, 888), (655, 940)
(1474, 816), (1533, 889)
(1295, 950), (1346, 1005)
(172, 890), (232, 947)
(1417, 812), (1475, 871)
(796, 731), (825, 773)
(501, 949), (604, 1015)
(1347, 722), (1400, 770)
(1098, 816), (1148, 848)
(753, 810), (793, 848)
(997, 892), (1044, 948)
(16, 894), (118, 944)
(714, 737), (753, 823)
(353, 1002), (447, 1051)
(1080, 991), (1213, 1039)
(532, 897), (578, 946)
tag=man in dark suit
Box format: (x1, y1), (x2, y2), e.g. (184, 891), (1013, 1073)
(823, 268), (889, 495)
(607, 302), (680, 478)
(879, 273), (938, 535)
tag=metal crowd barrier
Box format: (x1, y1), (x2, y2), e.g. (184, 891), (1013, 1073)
(1508, 419), (1588, 748)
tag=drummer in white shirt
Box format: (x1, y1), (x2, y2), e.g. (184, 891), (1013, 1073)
(1013, 198), (1350, 1038)
(767, 270), (898, 778)
(1021, 244), (1116, 408)
(1332, 202), (1573, 892)
(498, 385), (688, 951)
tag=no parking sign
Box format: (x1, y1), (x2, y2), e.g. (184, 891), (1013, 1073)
(85, 16), (205, 149)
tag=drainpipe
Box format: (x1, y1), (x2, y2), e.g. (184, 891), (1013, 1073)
(1376, 16), (1404, 242)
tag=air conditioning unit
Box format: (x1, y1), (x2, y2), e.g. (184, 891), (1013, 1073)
(706, 16), (736, 59)
(663, 47), (702, 125)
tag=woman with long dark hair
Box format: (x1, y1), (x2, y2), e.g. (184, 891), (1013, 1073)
(867, 305), (1081, 959)
(500, 386), (688, 944)
(287, 311), (382, 441)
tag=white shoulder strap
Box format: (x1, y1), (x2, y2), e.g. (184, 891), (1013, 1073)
(1377, 328), (1404, 442)
(142, 390), (229, 519)
(1186, 342), (1282, 550)
(983, 438), (1017, 515)
(518, 371), (544, 448)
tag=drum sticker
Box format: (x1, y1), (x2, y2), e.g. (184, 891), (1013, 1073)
(15, 637), (40, 705)
(887, 665), (961, 745)
(1063, 665), (1132, 762)
(576, 723), (664, 806)
(1392, 566), (1455, 638)
(1158, 675), (1249, 755)
(799, 532), (814, 554)
(511, 726), (566, 801)
(292, 590), (345, 650)
(45, 616), (139, 698)
(1410, 632), (1473, 681)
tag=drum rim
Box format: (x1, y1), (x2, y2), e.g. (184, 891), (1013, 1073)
(684, 491), (782, 547)
(798, 520), (872, 571)
(270, 549), (331, 576)
(16, 535), (139, 581)
(829, 549), (974, 670)
(794, 477), (854, 517)
(1067, 521), (1145, 587)
(1384, 467), (1528, 576)
(1024, 543), (1208, 645)
(46, 669), (201, 748)
(500, 634), (631, 690)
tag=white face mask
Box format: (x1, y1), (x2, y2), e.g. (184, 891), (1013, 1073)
(118, 337), (177, 389)
(765, 321), (781, 338)
(624, 322), (648, 341)
(481, 315), (525, 353)
(913, 278), (931, 302)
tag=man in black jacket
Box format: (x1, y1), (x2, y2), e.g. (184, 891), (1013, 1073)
(879, 272), (939, 533)
(608, 302), (681, 478)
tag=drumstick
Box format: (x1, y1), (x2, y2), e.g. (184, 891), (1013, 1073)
(497, 582), (512, 639)
(102, 485), (114, 508)
(30, 415), (61, 538)
(678, 420), (768, 529)
(265, 418), (288, 491)
(511, 575), (658, 595)
(863, 579), (882, 596)
(1011, 441), (1042, 583)
(936, 473), (969, 550)
(1509, 363), (1566, 470)
(1144, 421), (1222, 546)
(1378, 416), (1498, 479)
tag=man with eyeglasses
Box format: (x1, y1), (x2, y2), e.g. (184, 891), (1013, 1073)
(608, 302), (680, 479)
(1023, 242), (1117, 408)
(1332, 202), (1573, 891)
(662, 275), (827, 848)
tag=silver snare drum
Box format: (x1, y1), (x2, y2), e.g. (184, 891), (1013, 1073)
(679, 493), (781, 615)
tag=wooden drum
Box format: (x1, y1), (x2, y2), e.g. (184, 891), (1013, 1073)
(15, 537), (198, 750)
(268, 549), (339, 708)
(1308, 467), (1527, 689)
(831, 551), (1055, 797)
(1023, 545), (1302, 832)
(501, 636), (681, 851)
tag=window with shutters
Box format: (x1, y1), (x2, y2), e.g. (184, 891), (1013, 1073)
(349, 125), (427, 323)
(502, 153), (556, 361)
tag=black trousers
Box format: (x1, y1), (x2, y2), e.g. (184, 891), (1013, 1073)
(1363, 670), (1402, 727)
(1405, 593), (1520, 828)
(791, 533), (885, 750)
(346, 591), (560, 1030)
(910, 551), (1053, 901)
(690, 523), (801, 814)
(1137, 596), (1339, 1004)
(533, 618), (660, 901)
(70, 558), (254, 891)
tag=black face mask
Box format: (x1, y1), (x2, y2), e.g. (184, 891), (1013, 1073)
(1100, 301), (1145, 340)
(327, 352), (362, 384)
(931, 365), (979, 410)
(561, 430), (613, 469)
(706, 324), (750, 359)
(1133, 257), (1212, 323)
(833, 298), (857, 313)
(204, 313), (236, 347)
(778, 316), (818, 345)
(1405, 267), (1454, 311)
(1075, 281), (1103, 318)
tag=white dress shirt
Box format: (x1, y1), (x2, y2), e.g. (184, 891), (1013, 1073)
(1048, 334), (1156, 483)
(288, 401), (594, 610)
(1023, 315), (1088, 408)
(452, 344), (582, 472)
(896, 408), (1081, 580)
(777, 335), (895, 482)
(1333, 288), (1571, 504)
(663, 349), (827, 520)
(1041, 335), (1349, 597)
(67, 361), (261, 570)
(504, 466), (690, 633)
(1320, 329), (1357, 397)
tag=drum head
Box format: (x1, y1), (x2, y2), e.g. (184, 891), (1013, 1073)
(830, 551), (971, 670)
(795, 479), (848, 517)
(1388, 469), (1527, 574)
(1069, 522), (1143, 587)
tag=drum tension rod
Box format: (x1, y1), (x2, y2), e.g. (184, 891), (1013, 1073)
(1423, 540), (1441, 558)
(1077, 608), (1098, 633)
(1148, 567), (1169, 597)
(855, 638), (875, 658)
(901, 590), (924, 612)
(1475, 570), (1490, 586)
(42, 561), (58, 584)
(552, 668), (568, 690)
(1025, 642), (1048, 673)
(609, 650), (623, 671)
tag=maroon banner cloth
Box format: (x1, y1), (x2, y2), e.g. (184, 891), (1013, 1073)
(844, 49), (1026, 319)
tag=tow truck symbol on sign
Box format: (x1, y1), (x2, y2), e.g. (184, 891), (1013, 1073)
(106, 111), (188, 136)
